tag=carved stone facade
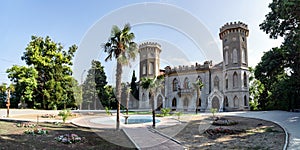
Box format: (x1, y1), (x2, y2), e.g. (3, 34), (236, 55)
(137, 22), (250, 112)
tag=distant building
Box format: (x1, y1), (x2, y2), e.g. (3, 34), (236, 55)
(135, 22), (250, 112)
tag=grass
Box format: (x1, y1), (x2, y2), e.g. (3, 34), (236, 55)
(0, 120), (136, 150)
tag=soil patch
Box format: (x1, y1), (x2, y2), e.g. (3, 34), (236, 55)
(158, 116), (285, 150)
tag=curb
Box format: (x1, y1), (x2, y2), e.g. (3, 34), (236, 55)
(122, 128), (141, 150)
(148, 127), (186, 149)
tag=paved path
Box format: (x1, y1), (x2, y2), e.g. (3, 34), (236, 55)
(1, 109), (299, 149)
(214, 111), (300, 150)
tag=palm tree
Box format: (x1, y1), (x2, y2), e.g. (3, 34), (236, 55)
(140, 76), (163, 128)
(192, 79), (204, 114)
(103, 23), (138, 129)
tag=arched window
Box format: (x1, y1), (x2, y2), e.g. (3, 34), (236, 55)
(149, 62), (154, 75)
(242, 48), (246, 64)
(243, 72), (247, 87)
(234, 96), (239, 108)
(233, 72), (238, 88)
(233, 48), (238, 64)
(142, 64), (146, 75)
(184, 77), (190, 89)
(197, 76), (202, 82)
(224, 97), (229, 107)
(225, 51), (228, 65)
(173, 78), (178, 91)
(214, 76), (219, 90)
(172, 98), (177, 108)
(198, 98), (201, 107)
(244, 95), (248, 106)
(225, 73), (228, 89)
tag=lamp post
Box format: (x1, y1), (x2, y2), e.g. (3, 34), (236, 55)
(80, 69), (86, 110)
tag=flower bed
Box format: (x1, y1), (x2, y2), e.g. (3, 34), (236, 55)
(55, 133), (83, 144)
(24, 128), (48, 135)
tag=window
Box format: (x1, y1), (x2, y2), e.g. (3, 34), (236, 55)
(183, 98), (188, 107)
(225, 74), (228, 89)
(172, 98), (177, 107)
(242, 48), (246, 63)
(173, 78), (178, 91)
(243, 72), (247, 87)
(225, 51), (228, 65)
(214, 76), (219, 90)
(233, 72), (238, 88)
(198, 98), (201, 107)
(233, 48), (238, 64)
(224, 97), (229, 107)
(244, 95), (248, 106)
(184, 77), (190, 89)
(234, 96), (239, 108)
(149, 62), (154, 75)
(142, 64), (146, 75)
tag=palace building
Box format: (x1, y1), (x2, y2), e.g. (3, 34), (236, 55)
(135, 22), (250, 112)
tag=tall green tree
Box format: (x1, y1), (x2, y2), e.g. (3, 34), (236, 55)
(103, 23), (138, 129)
(6, 66), (38, 108)
(249, 67), (264, 111)
(140, 76), (163, 128)
(0, 83), (7, 108)
(82, 60), (107, 110)
(258, 0), (300, 110)
(11, 36), (78, 109)
(192, 79), (204, 114)
(130, 70), (139, 101)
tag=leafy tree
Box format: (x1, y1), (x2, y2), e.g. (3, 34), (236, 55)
(104, 85), (117, 109)
(192, 79), (204, 114)
(249, 67), (264, 111)
(6, 66), (38, 108)
(125, 86), (131, 115)
(103, 23), (138, 129)
(0, 83), (7, 108)
(82, 60), (107, 110)
(140, 76), (164, 128)
(258, 0), (300, 110)
(8, 36), (78, 110)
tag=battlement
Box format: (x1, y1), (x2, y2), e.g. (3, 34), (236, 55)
(219, 21), (249, 39)
(139, 42), (161, 49)
(165, 61), (212, 74)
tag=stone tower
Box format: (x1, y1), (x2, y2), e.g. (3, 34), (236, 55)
(138, 42), (162, 108)
(219, 22), (250, 111)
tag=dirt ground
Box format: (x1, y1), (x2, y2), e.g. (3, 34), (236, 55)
(158, 115), (285, 150)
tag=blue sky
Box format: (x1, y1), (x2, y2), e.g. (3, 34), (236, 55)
(0, 0), (282, 85)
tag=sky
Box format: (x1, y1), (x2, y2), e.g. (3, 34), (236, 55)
(0, 0), (282, 85)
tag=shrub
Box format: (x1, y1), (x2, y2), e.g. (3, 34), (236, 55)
(105, 106), (112, 116)
(174, 111), (183, 120)
(160, 108), (171, 117)
(210, 108), (217, 117)
(58, 109), (72, 123)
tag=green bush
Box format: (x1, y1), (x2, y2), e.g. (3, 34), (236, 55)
(174, 111), (183, 120)
(210, 108), (217, 117)
(105, 107), (112, 116)
(160, 108), (171, 117)
(58, 109), (72, 123)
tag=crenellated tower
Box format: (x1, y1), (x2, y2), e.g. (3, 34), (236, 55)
(219, 21), (250, 111)
(138, 42), (162, 108)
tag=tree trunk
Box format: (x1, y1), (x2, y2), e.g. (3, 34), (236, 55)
(196, 89), (199, 114)
(151, 92), (156, 128)
(6, 89), (10, 117)
(116, 61), (123, 130)
(126, 94), (129, 115)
